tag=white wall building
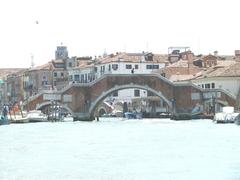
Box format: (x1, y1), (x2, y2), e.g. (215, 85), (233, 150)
(191, 61), (240, 98)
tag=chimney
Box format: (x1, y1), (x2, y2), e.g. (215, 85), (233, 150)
(186, 51), (194, 74)
(186, 51), (194, 63)
(214, 51), (218, 57)
(235, 50), (240, 57)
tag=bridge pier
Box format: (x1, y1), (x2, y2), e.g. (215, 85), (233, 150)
(171, 113), (192, 120)
(73, 113), (95, 121)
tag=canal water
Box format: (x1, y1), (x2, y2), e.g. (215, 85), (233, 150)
(0, 118), (240, 180)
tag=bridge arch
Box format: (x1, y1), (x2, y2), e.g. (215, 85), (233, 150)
(89, 84), (172, 117)
(36, 101), (74, 116)
(98, 107), (107, 116)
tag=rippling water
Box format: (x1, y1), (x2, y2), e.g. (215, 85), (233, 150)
(0, 118), (240, 180)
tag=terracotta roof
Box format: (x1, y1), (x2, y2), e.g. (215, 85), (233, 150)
(167, 60), (189, 68)
(169, 74), (197, 82)
(203, 54), (217, 60)
(53, 59), (64, 63)
(197, 61), (240, 78)
(215, 60), (236, 67)
(31, 62), (52, 70)
(217, 62), (240, 77)
(0, 68), (27, 79)
(217, 55), (235, 60)
(97, 52), (168, 64)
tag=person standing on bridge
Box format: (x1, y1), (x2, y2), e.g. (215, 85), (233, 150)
(131, 68), (134, 74)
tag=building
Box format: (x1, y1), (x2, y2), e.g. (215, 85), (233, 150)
(191, 60), (238, 96)
(202, 54), (218, 68)
(155, 50), (202, 82)
(5, 69), (27, 106)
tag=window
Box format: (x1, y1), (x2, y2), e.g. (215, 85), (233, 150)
(146, 65), (159, 69)
(134, 89), (140, 97)
(81, 75), (84, 83)
(153, 65), (159, 69)
(145, 55), (153, 61)
(74, 74), (80, 82)
(211, 83), (215, 89)
(201, 84), (204, 88)
(135, 64), (139, 69)
(205, 83), (210, 89)
(102, 66), (105, 72)
(113, 91), (118, 97)
(147, 91), (154, 96)
(69, 75), (73, 81)
(112, 64), (118, 70)
(126, 64), (132, 69)
(61, 72), (64, 77)
(108, 64), (111, 71)
(53, 72), (57, 77)
(68, 62), (72, 67)
(54, 63), (65, 68)
(42, 81), (48, 85)
(146, 65), (152, 69)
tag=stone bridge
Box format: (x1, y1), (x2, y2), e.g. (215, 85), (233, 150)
(23, 74), (236, 120)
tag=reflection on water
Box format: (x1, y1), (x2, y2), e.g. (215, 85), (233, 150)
(0, 118), (240, 180)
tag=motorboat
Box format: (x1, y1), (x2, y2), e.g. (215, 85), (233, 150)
(11, 115), (29, 123)
(213, 106), (239, 123)
(27, 110), (48, 122)
(124, 112), (142, 119)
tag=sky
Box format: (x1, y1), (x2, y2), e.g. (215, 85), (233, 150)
(0, 0), (240, 68)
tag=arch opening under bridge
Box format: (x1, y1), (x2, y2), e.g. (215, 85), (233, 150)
(89, 84), (173, 118)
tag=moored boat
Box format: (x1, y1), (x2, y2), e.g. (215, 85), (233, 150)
(27, 110), (48, 122)
(11, 116), (29, 123)
(213, 106), (239, 123)
(123, 112), (142, 119)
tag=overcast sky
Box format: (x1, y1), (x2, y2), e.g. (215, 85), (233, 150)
(0, 0), (239, 68)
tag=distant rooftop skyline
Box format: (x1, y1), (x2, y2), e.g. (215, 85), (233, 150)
(0, 0), (239, 68)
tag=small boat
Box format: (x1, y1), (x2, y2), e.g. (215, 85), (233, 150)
(213, 106), (239, 123)
(27, 110), (48, 122)
(124, 112), (142, 119)
(101, 113), (117, 118)
(11, 116), (29, 123)
(0, 116), (9, 125)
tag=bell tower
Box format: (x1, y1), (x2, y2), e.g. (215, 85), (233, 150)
(55, 44), (69, 60)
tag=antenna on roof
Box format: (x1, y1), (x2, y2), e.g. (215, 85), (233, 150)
(30, 53), (35, 68)
(124, 44), (127, 53)
(103, 48), (107, 57)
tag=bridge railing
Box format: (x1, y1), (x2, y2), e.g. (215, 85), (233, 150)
(174, 80), (236, 100)
(22, 89), (60, 106)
